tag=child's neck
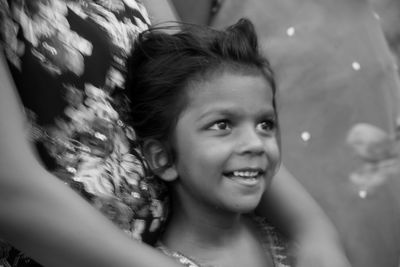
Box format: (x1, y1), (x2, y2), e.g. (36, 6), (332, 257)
(161, 198), (273, 267)
(162, 192), (245, 248)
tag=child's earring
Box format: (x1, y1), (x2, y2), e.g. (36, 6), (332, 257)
(159, 166), (178, 182)
(142, 139), (178, 182)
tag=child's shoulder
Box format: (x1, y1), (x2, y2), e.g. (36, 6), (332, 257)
(249, 215), (293, 267)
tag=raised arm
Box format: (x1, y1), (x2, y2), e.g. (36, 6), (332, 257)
(257, 165), (352, 267)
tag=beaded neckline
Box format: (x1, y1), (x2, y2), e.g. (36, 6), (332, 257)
(157, 243), (203, 267)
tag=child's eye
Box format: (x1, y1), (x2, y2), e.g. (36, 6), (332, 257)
(257, 119), (276, 132)
(208, 120), (231, 131)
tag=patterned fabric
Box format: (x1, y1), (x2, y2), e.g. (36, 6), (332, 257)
(0, 0), (168, 266)
(157, 216), (293, 267)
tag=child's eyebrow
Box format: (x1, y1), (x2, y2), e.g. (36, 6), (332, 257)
(197, 106), (276, 121)
(196, 108), (233, 121)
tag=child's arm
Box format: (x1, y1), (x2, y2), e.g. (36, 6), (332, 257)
(257, 165), (352, 267)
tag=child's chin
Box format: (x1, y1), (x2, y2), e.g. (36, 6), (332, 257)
(230, 198), (262, 214)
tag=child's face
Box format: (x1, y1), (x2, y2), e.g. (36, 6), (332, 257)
(170, 70), (280, 214)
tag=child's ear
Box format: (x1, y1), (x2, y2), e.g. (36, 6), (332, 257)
(142, 139), (178, 182)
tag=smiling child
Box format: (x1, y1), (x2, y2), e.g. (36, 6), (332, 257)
(127, 18), (287, 267)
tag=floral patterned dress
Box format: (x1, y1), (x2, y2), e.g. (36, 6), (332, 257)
(0, 0), (168, 266)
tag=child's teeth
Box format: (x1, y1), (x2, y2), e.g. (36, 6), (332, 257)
(233, 171), (258, 177)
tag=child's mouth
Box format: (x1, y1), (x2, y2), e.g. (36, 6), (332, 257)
(223, 169), (265, 186)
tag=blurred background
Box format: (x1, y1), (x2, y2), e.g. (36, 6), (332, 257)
(174, 0), (400, 266)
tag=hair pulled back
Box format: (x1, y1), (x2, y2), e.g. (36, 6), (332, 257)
(126, 18), (276, 143)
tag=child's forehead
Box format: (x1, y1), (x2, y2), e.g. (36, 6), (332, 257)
(187, 68), (270, 92)
(184, 71), (274, 109)
(187, 66), (269, 90)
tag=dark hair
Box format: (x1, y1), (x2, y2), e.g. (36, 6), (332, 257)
(126, 18), (277, 143)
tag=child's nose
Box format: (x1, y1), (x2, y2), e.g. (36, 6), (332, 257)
(236, 127), (265, 155)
